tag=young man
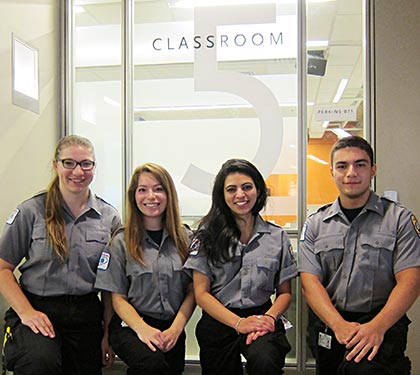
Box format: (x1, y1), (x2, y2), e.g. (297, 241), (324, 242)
(299, 136), (420, 375)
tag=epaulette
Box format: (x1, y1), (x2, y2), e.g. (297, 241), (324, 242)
(304, 202), (333, 220)
(380, 195), (401, 206)
(266, 220), (282, 229)
(94, 194), (118, 209)
(316, 202), (333, 213)
(20, 190), (47, 204)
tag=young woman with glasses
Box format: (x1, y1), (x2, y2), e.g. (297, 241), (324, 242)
(0, 134), (121, 375)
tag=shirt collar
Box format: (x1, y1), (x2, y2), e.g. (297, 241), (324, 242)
(254, 215), (271, 234)
(86, 190), (102, 216)
(323, 191), (383, 221)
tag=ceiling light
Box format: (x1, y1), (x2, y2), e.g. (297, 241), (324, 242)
(169, 0), (334, 8)
(307, 40), (329, 48)
(134, 102), (307, 112)
(329, 128), (352, 139)
(307, 154), (329, 165)
(333, 78), (348, 103)
(104, 96), (120, 108)
(74, 5), (86, 14)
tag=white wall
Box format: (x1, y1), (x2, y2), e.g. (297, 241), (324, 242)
(0, 0), (61, 226)
(374, 1), (420, 373)
(0, 0), (61, 367)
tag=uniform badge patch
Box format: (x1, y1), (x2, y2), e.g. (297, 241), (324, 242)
(189, 238), (201, 256)
(98, 251), (110, 270)
(299, 222), (307, 242)
(6, 209), (20, 225)
(411, 215), (420, 237)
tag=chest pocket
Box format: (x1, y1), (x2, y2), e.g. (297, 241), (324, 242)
(314, 234), (345, 274)
(126, 262), (152, 279)
(84, 228), (111, 264)
(32, 224), (47, 240)
(256, 257), (279, 292)
(359, 232), (396, 270)
(126, 262), (154, 298)
(85, 229), (110, 244)
(30, 224), (50, 259)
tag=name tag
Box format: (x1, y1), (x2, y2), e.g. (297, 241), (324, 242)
(318, 332), (332, 349)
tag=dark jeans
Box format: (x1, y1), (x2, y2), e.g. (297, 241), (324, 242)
(196, 301), (291, 375)
(311, 309), (411, 375)
(3, 291), (104, 375)
(109, 314), (186, 375)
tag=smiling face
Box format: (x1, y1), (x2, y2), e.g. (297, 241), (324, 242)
(135, 172), (167, 228)
(331, 146), (376, 208)
(53, 144), (95, 196)
(223, 172), (258, 220)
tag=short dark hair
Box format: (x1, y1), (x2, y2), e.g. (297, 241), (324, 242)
(330, 136), (375, 166)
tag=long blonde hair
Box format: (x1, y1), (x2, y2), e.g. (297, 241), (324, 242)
(125, 163), (189, 265)
(45, 135), (95, 260)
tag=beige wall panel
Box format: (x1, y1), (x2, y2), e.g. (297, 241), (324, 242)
(0, 0), (61, 233)
(0, 1), (61, 369)
(374, 1), (420, 373)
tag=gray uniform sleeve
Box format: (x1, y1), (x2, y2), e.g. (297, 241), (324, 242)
(278, 231), (298, 287)
(393, 210), (420, 273)
(183, 237), (213, 281)
(298, 216), (324, 278)
(95, 233), (129, 294)
(0, 202), (36, 266)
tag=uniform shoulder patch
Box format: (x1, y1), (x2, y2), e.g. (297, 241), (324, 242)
(6, 209), (20, 225)
(299, 222), (308, 242)
(411, 215), (420, 237)
(188, 238), (201, 256)
(98, 251), (111, 270)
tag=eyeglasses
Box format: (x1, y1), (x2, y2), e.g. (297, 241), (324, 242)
(58, 158), (95, 171)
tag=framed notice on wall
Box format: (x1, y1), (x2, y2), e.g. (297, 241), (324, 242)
(12, 34), (40, 113)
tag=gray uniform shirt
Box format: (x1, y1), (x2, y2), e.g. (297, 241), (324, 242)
(95, 228), (192, 321)
(298, 192), (420, 313)
(0, 191), (121, 296)
(183, 215), (297, 309)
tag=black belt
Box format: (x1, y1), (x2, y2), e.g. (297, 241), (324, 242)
(23, 290), (98, 304)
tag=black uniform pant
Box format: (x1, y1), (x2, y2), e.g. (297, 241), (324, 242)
(196, 301), (291, 375)
(311, 309), (411, 375)
(109, 313), (186, 375)
(3, 291), (104, 375)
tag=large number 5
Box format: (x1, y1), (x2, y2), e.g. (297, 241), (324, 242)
(181, 4), (284, 195)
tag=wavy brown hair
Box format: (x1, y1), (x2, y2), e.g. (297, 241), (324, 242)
(45, 135), (95, 260)
(125, 163), (189, 265)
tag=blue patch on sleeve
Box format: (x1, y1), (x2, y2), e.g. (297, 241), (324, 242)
(98, 251), (110, 270)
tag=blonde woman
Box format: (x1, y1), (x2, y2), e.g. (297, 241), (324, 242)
(0, 135), (121, 375)
(95, 163), (195, 375)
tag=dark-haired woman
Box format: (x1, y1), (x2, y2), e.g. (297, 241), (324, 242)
(184, 158), (297, 375)
(0, 135), (121, 375)
(95, 163), (195, 375)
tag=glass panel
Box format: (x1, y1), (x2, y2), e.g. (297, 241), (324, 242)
(72, 0), (123, 214)
(305, 0), (365, 366)
(132, 0), (298, 230)
(133, 0), (298, 363)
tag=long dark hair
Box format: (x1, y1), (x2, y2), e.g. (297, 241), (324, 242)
(196, 159), (268, 264)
